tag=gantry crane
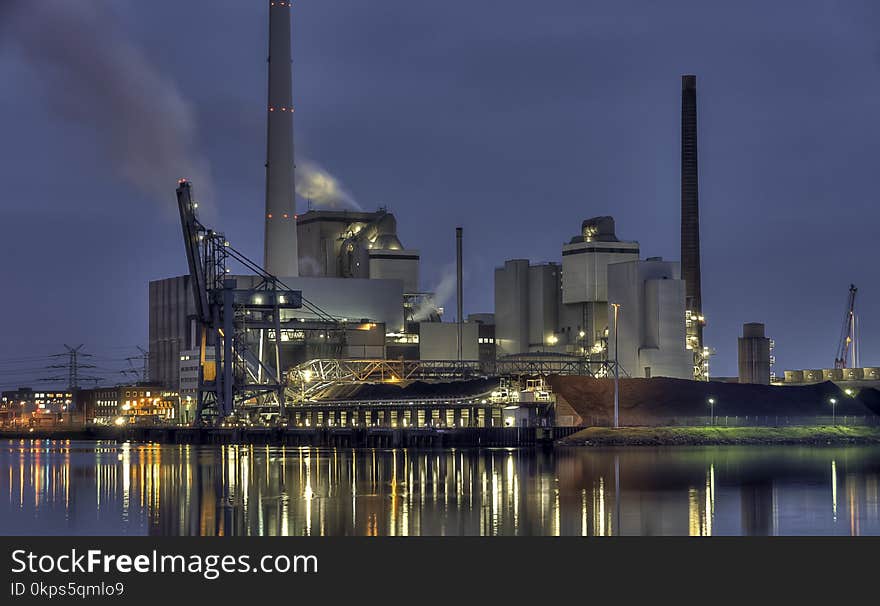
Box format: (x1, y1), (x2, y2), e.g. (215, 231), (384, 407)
(176, 179), (341, 424)
(833, 284), (859, 370)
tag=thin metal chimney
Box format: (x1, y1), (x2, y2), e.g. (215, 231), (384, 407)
(681, 74), (706, 378)
(456, 227), (463, 366)
(681, 75), (701, 323)
(264, 0), (298, 277)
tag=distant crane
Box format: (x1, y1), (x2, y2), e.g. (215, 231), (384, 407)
(834, 284), (859, 369)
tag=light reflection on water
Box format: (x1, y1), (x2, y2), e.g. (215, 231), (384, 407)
(2, 439), (879, 536)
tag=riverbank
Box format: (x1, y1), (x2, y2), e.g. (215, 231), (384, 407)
(0, 426), (581, 448)
(558, 425), (880, 446)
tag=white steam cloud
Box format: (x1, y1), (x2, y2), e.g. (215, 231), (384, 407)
(1, 1), (212, 210)
(413, 264), (459, 322)
(296, 160), (361, 211)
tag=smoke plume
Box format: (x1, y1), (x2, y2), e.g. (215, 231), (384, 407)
(413, 264), (459, 322)
(296, 160), (361, 211)
(0, 1), (213, 210)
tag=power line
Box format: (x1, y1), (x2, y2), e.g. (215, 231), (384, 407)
(46, 345), (102, 390)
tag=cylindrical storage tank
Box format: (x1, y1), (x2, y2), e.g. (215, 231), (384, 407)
(842, 367), (864, 381)
(863, 367), (880, 380)
(784, 370), (804, 384)
(494, 260), (530, 355)
(823, 368), (843, 381)
(528, 264), (560, 350)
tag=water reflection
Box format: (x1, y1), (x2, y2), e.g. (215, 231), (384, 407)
(2, 440), (880, 536)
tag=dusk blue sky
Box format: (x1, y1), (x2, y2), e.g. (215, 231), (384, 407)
(1, 0), (879, 387)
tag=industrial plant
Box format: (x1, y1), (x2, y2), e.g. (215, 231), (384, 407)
(142, 1), (717, 430)
(5, 3), (876, 438)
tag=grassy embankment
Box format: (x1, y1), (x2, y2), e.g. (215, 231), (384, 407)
(558, 425), (880, 446)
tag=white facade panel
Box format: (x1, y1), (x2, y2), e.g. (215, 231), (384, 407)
(419, 322), (479, 361)
(234, 274), (405, 333)
(561, 242), (639, 305)
(369, 250), (420, 293)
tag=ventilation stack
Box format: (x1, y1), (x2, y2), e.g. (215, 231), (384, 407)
(264, 1), (298, 277)
(681, 74), (707, 380)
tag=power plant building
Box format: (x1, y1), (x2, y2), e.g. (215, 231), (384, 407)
(607, 258), (692, 379)
(149, 276), (197, 392)
(149, 4), (698, 401)
(494, 217), (640, 358)
(738, 323), (772, 385)
(297, 209), (419, 293)
(147, 4), (443, 390)
(560, 216), (639, 352)
(149, 272), (407, 388)
(494, 260), (562, 356)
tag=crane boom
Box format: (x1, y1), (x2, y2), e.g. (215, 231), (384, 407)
(174, 179), (346, 424)
(834, 284), (858, 369)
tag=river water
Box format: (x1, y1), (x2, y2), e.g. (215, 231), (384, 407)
(1, 439), (878, 536)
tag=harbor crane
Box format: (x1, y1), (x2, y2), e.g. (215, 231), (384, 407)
(176, 179), (341, 424)
(833, 284), (859, 370)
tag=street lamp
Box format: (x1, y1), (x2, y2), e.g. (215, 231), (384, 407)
(610, 302), (621, 429)
(707, 397), (716, 426)
(829, 397), (837, 425)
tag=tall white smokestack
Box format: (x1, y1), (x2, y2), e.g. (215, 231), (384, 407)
(264, 0), (298, 276)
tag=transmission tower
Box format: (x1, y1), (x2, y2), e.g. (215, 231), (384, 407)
(124, 346), (150, 383)
(47, 345), (100, 390)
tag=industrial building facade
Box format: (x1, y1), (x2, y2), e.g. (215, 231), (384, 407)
(607, 258), (692, 379)
(494, 218), (692, 380)
(738, 323), (772, 385)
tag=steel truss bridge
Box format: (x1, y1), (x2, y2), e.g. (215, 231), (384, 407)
(286, 359), (483, 401)
(494, 357), (619, 378)
(283, 356), (623, 403)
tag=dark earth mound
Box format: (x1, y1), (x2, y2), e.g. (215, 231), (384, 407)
(549, 376), (880, 426)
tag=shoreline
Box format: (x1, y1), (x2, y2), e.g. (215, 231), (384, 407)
(557, 425), (880, 447)
(3, 425), (880, 447)
(0, 426), (578, 448)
